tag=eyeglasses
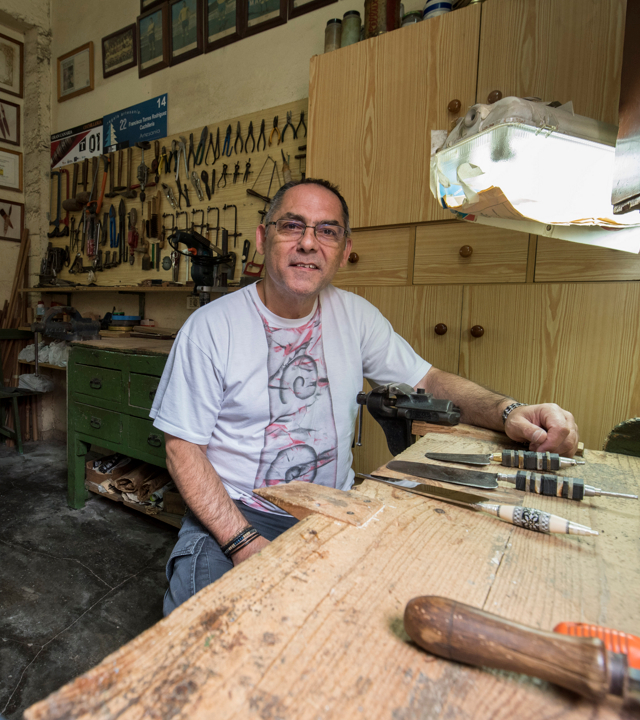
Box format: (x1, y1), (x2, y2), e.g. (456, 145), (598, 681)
(266, 218), (347, 245)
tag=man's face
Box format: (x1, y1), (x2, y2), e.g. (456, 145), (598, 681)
(255, 184), (352, 311)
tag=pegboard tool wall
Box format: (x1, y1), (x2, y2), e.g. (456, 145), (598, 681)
(47, 97), (308, 291)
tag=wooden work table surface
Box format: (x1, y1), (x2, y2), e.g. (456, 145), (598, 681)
(72, 337), (175, 355)
(26, 429), (640, 719)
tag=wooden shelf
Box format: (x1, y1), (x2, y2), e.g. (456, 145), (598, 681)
(85, 480), (181, 529)
(18, 361), (66, 371)
(20, 285), (197, 293)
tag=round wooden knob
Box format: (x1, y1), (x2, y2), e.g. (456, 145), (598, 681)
(448, 99), (461, 114)
(487, 90), (503, 104)
(348, 252), (359, 264)
(434, 323), (448, 335)
(470, 325), (484, 338)
(459, 245), (473, 258)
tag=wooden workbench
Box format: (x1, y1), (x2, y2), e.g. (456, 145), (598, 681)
(26, 429), (640, 719)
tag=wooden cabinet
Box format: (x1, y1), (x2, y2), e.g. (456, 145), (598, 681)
(333, 227), (413, 286)
(459, 282), (640, 451)
(476, 0), (625, 125)
(535, 237), (640, 282)
(308, 5), (481, 229)
(414, 223), (530, 285)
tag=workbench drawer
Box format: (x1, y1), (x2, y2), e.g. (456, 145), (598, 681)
(332, 227), (411, 286)
(71, 346), (126, 371)
(73, 403), (123, 444)
(129, 354), (166, 377)
(129, 373), (160, 410)
(414, 223), (530, 284)
(129, 416), (165, 459)
(72, 364), (124, 404)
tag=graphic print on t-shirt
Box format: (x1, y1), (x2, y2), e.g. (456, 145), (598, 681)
(250, 301), (338, 507)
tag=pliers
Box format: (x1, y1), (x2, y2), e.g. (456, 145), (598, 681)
(218, 164), (228, 188)
(268, 116), (281, 146)
(195, 126), (208, 165)
(109, 205), (117, 248)
(281, 111), (296, 141)
(234, 121), (243, 154)
(161, 146), (169, 174)
(257, 119), (266, 152)
(222, 125), (232, 157)
(187, 133), (196, 170)
(295, 111), (307, 139)
(206, 127), (220, 165)
(245, 121), (255, 153)
(178, 180), (190, 208)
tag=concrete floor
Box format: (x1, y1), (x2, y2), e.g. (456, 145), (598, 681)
(0, 441), (177, 720)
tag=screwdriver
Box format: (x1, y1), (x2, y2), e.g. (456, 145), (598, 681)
(498, 470), (638, 501)
(405, 596), (640, 708)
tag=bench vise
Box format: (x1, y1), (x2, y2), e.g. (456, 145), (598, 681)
(356, 383), (461, 456)
(31, 306), (100, 342)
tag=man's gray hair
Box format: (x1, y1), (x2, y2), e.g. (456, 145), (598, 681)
(263, 178), (351, 237)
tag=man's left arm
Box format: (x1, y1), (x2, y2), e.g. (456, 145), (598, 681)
(417, 367), (579, 456)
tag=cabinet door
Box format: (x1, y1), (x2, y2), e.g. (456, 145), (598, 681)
(308, 5), (481, 229)
(352, 285), (463, 474)
(459, 282), (640, 450)
(477, 0), (625, 125)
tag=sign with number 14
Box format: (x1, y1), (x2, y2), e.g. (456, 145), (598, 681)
(103, 94), (168, 152)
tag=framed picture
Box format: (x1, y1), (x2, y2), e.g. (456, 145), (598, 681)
(0, 33), (24, 99)
(140, 0), (165, 10)
(245, 0), (286, 37)
(287, 0), (335, 19)
(57, 42), (94, 103)
(0, 148), (22, 193)
(170, 0), (203, 64)
(138, 3), (171, 78)
(0, 198), (23, 243)
(0, 98), (20, 147)
(204, 0), (243, 52)
(102, 25), (137, 79)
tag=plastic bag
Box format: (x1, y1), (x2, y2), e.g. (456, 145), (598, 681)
(17, 341), (46, 363)
(48, 341), (69, 367)
(18, 374), (54, 392)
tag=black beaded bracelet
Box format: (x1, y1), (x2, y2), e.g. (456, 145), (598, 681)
(502, 402), (528, 424)
(220, 525), (260, 558)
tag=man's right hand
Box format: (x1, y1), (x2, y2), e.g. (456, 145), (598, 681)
(231, 535), (270, 566)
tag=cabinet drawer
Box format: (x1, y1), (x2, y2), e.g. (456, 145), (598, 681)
(129, 354), (167, 376)
(414, 223), (529, 284)
(535, 237), (640, 282)
(129, 373), (160, 410)
(332, 227), (411, 286)
(72, 364), (124, 404)
(71, 346), (125, 371)
(73, 403), (123, 444)
(130, 416), (166, 458)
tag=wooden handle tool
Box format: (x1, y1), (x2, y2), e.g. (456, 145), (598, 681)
(404, 596), (640, 706)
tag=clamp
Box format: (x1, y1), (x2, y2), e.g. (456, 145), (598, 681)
(268, 116), (281, 146)
(242, 160), (252, 183)
(218, 164), (228, 188)
(233, 162), (240, 184)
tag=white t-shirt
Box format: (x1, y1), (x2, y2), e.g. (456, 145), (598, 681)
(150, 283), (431, 513)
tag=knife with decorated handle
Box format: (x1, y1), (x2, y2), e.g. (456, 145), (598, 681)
(426, 450), (584, 471)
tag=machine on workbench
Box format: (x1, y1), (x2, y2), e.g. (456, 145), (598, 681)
(356, 382), (461, 456)
(168, 228), (236, 305)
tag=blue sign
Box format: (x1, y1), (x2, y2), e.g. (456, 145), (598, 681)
(103, 94), (168, 151)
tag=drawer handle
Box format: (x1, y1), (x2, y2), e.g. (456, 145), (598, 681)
(149, 388), (157, 401)
(470, 325), (485, 338)
(90, 417), (102, 429)
(487, 90), (503, 104)
(147, 434), (162, 448)
(448, 99), (461, 114)
(459, 245), (473, 258)
(434, 323), (448, 336)
(348, 252), (359, 264)
(89, 378), (102, 389)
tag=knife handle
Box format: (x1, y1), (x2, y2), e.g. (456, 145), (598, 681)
(475, 502), (597, 535)
(499, 450), (561, 471)
(513, 471), (584, 500)
(404, 596), (617, 701)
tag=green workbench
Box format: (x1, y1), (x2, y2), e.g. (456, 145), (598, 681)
(67, 339), (173, 509)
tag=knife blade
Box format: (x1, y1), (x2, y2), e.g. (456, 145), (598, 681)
(387, 460), (499, 489)
(426, 452), (492, 466)
(357, 473), (597, 536)
(426, 450), (585, 471)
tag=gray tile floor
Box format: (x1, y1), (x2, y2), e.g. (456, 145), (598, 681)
(0, 442), (177, 719)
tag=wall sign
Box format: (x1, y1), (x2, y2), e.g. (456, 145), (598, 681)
(51, 119), (103, 169)
(103, 94), (168, 152)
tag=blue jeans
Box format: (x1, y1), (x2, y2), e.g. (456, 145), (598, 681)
(163, 500), (298, 616)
